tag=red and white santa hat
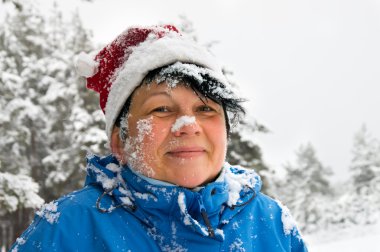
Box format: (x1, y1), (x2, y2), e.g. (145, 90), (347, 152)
(75, 25), (229, 141)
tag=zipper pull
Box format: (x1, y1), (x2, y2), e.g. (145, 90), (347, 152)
(197, 194), (215, 238)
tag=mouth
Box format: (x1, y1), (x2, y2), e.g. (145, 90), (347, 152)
(166, 147), (206, 158)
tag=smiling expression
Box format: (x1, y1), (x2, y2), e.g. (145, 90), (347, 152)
(112, 81), (228, 188)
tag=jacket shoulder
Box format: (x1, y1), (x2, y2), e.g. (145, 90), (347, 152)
(250, 192), (308, 251)
(10, 185), (106, 251)
(57, 184), (103, 211)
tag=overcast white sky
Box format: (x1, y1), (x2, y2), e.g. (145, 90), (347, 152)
(4, 0), (380, 182)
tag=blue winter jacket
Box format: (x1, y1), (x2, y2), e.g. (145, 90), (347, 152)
(10, 154), (308, 251)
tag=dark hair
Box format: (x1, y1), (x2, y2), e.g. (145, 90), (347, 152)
(115, 63), (245, 140)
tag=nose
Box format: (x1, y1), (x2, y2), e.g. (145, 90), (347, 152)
(172, 116), (201, 137)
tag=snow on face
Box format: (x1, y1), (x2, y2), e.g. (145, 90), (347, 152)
(124, 116), (155, 177)
(171, 116), (196, 132)
(137, 117), (153, 142)
(120, 81), (227, 187)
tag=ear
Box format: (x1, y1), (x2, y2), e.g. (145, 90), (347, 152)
(111, 126), (126, 164)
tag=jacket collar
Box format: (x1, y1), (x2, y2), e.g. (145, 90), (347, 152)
(85, 154), (261, 240)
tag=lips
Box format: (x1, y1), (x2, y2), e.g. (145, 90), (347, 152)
(167, 147), (206, 158)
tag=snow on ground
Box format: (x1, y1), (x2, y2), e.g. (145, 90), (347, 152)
(304, 223), (380, 252)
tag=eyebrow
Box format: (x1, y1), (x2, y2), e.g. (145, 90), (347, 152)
(148, 91), (172, 97)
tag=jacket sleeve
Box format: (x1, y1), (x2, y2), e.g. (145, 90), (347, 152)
(9, 213), (67, 251)
(290, 228), (309, 252)
(8, 201), (89, 252)
(9, 193), (96, 251)
(9, 186), (115, 252)
(256, 194), (309, 252)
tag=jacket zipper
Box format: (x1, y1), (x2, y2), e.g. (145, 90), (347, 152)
(196, 194), (215, 238)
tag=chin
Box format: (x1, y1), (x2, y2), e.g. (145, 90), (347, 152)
(157, 162), (221, 188)
(176, 179), (207, 189)
(171, 172), (215, 188)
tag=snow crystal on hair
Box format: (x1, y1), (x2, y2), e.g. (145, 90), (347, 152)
(155, 62), (238, 100)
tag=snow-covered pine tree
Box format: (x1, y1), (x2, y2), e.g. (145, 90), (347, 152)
(1, 0), (22, 10)
(0, 4), (49, 246)
(0, 1), (106, 245)
(39, 3), (107, 201)
(279, 143), (333, 233)
(343, 125), (380, 225)
(226, 120), (271, 193)
(350, 125), (380, 193)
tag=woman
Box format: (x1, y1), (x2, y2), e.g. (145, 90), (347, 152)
(10, 25), (308, 251)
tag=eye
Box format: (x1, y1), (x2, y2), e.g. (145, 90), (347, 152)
(152, 106), (170, 113)
(149, 106), (174, 117)
(197, 105), (215, 112)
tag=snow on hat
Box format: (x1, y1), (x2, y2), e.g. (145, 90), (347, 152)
(76, 25), (229, 141)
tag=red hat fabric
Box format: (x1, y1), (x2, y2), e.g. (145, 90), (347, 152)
(76, 25), (228, 142)
(86, 25), (179, 113)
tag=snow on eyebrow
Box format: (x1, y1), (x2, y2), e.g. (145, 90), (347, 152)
(36, 201), (60, 224)
(171, 116), (196, 132)
(275, 199), (297, 235)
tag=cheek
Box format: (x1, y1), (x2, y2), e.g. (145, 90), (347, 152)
(206, 119), (228, 158)
(140, 120), (171, 155)
(124, 117), (165, 176)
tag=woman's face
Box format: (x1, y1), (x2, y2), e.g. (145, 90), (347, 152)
(113, 81), (227, 188)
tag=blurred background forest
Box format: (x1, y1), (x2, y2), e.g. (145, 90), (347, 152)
(1, 0), (380, 251)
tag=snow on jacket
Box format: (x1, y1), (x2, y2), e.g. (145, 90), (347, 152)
(10, 154), (308, 251)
